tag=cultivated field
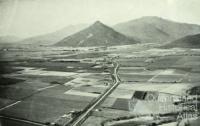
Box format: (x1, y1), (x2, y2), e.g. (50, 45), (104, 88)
(0, 44), (200, 126)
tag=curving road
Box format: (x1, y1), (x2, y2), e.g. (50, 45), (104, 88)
(68, 61), (120, 126)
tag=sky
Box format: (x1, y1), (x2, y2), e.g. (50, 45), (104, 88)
(0, 0), (200, 38)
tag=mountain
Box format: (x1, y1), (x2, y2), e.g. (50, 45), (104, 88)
(162, 33), (200, 48)
(114, 16), (200, 43)
(20, 24), (88, 45)
(0, 35), (22, 43)
(55, 21), (139, 47)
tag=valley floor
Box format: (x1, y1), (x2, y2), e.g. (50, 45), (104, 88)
(0, 43), (200, 126)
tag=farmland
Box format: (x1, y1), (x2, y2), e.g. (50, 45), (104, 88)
(80, 45), (200, 126)
(0, 45), (112, 125)
(0, 44), (200, 126)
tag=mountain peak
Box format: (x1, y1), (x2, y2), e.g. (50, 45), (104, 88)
(55, 21), (139, 47)
(133, 16), (168, 23)
(88, 21), (109, 30)
(94, 20), (102, 24)
(114, 16), (200, 43)
(140, 16), (162, 19)
(92, 21), (105, 27)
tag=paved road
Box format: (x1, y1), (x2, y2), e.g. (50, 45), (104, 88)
(69, 62), (120, 126)
(0, 62), (120, 126)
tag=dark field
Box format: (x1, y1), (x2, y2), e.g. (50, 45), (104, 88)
(0, 86), (36, 100)
(1, 45), (200, 126)
(0, 85), (94, 123)
(111, 98), (130, 111)
(16, 75), (73, 85)
(0, 117), (43, 126)
(62, 52), (108, 59)
(0, 98), (16, 108)
(119, 74), (153, 82)
(0, 77), (25, 86)
(14, 61), (103, 73)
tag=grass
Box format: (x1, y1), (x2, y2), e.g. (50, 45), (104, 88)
(0, 117), (43, 126)
(0, 98), (16, 108)
(0, 86), (36, 100)
(149, 75), (183, 83)
(1, 44), (200, 125)
(15, 60), (105, 73)
(0, 85), (93, 124)
(119, 74), (153, 82)
(73, 86), (105, 94)
(18, 75), (73, 85)
(119, 68), (145, 73)
(0, 96), (91, 123)
(111, 98), (129, 111)
(82, 116), (107, 126)
(147, 56), (180, 69)
(0, 61), (23, 75)
(0, 77), (25, 86)
(60, 52), (108, 59)
(34, 85), (94, 102)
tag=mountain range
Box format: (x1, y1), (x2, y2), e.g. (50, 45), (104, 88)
(2, 16), (200, 47)
(19, 24), (88, 45)
(162, 33), (200, 48)
(114, 16), (200, 43)
(55, 21), (139, 47)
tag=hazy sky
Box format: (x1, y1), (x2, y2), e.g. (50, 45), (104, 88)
(0, 0), (200, 38)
